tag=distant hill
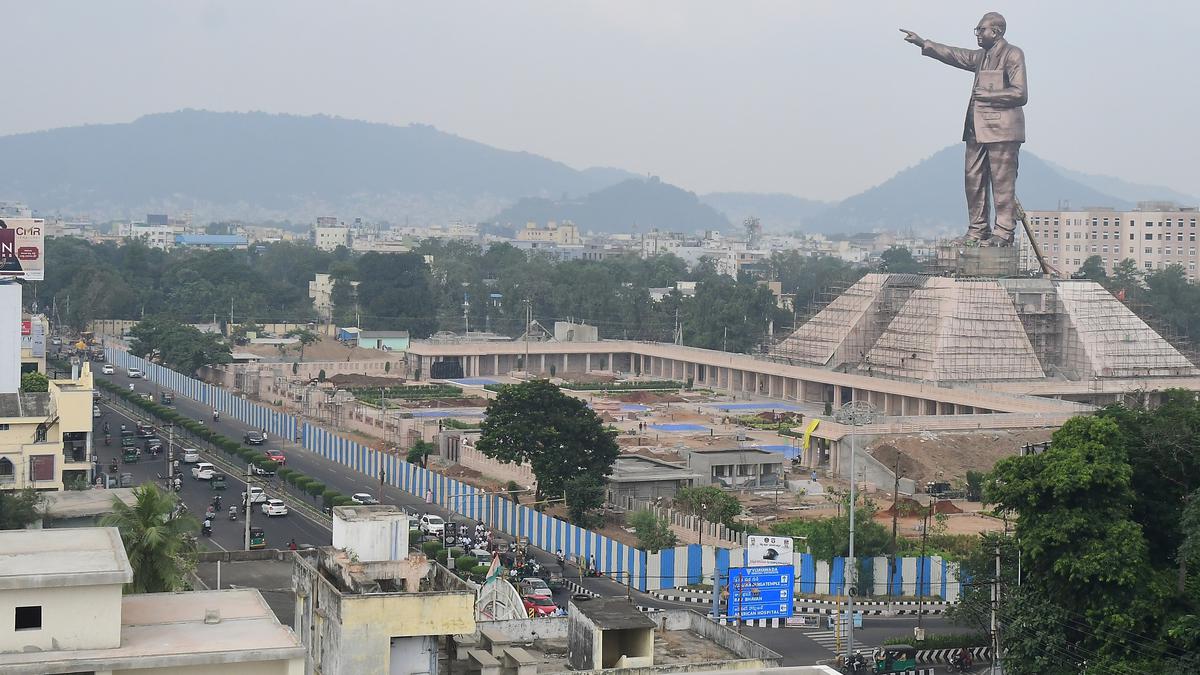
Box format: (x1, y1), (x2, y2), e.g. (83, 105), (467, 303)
(1045, 161), (1199, 207)
(0, 110), (636, 222)
(492, 177), (730, 234)
(700, 192), (829, 232)
(814, 146), (1132, 234)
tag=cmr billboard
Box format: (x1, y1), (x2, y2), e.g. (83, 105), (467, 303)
(746, 534), (795, 567)
(0, 218), (43, 281)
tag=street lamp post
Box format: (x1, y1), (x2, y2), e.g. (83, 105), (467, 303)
(834, 400), (878, 667)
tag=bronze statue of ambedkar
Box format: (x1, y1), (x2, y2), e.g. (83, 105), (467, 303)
(902, 12), (1028, 246)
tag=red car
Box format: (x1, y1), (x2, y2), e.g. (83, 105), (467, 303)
(522, 594), (558, 618)
(265, 449), (286, 464)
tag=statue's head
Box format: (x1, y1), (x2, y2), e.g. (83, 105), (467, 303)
(975, 12), (1006, 49)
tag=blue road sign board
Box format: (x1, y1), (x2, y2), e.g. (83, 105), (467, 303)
(725, 565), (795, 620)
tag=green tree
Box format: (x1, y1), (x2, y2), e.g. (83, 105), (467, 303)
(476, 380), (619, 519)
(286, 328), (320, 361)
(0, 488), (43, 529)
(878, 246), (924, 273)
(564, 475), (606, 528)
(19, 371), (49, 393)
(1077, 255), (1108, 282)
(407, 440), (434, 467)
(129, 316), (232, 373)
(986, 416), (1171, 668)
(101, 483), (199, 593)
(673, 486), (742, 527)
(629, 510), (677, 551)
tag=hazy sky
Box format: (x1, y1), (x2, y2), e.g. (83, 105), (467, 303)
(6, 1), (1198, 200)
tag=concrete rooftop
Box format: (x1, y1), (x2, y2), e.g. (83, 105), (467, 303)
(0, 589), (304, 674)
(41, 488), (137, 520)
(0, 527), (132, 590)
(574, 597), (657, 630)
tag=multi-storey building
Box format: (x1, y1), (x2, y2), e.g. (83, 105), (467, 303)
(0, 364), (96, 492)
(515, 220), (582, 245)
(1024, 202), (1200, 279)
(313, 225), (351, 251)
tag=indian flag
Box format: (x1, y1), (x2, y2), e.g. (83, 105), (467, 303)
(484, 551), (502, 584)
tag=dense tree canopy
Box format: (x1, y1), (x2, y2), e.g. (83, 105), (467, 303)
(972, 405), (1200, 674)
(129, 316), (232, 373)
(476, 380), (618, 523)
(35, 236), (868, 353)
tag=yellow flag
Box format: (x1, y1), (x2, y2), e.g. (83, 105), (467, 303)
(801, 419), (821, 450)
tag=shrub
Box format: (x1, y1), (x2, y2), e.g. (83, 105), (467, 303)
(332, 496), (355, 507)
(455, 554), (478, 572)
(295, 476), (315, 492)
(448, 547), (464, 558)
(409, 528), (421, 542)
(436, 549), (449, 565)
(471, 564), (490, 578)
(277, 468), (295, 483)
(421, 540), (443, 557)
(322, 489), (341, 508)
(305, 481), (326, 499)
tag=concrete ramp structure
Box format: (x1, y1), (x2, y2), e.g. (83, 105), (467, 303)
(1056, 281), (1198, 379)
(866, 278), (1046, 383)
(770, 273), (889, 368)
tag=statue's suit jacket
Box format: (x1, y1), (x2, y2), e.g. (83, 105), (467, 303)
(921, 37), (1027, 144)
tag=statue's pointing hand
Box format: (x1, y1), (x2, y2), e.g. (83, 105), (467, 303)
(900, 29), (925, 49)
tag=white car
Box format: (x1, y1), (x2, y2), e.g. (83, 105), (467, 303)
(261, 499), (288, 517)
(419, 514), (445, 535)
(191, 462), (215, 480)
(519, 577), (552, 597)
(102, 364), (115, 375)
(242, 486), (267, 504)
(351, 493), (379, 505)
(127, 368), (142, 378)
(93, 405), (101, 418)
(181, 448), (200, 463)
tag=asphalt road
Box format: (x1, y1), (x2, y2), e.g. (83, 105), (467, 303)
(100, 366), (977, 667)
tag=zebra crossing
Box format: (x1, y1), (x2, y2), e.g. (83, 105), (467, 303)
(802, 629), (874, 654)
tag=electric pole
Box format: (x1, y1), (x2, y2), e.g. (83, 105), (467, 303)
(991, 541), (1001, 674)
(243, 462), (253, 550)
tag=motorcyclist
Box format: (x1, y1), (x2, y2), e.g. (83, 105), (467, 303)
(229, 506), (238, 520)
(103, 421), (110, 434)
(555, 549), (565, 566)
(202, 519), (212, 536)
(212, 409), (220, 421)
(288, 539), (298, 551)
(951, 647), (973, 671)
(104, 434), (111, 446)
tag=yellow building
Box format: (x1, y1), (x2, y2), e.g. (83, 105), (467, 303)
(19, 314), (49, 376)
(0, 362), (95, 492)
(0, 528), (305, 674)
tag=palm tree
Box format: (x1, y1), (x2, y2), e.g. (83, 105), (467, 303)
(101, 483), (199, 593)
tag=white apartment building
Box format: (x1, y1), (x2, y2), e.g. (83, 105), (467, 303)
(515, 220), (582, 245)
(309, 273), (334, 320)
(0, 528), (304, 674)
(126, 224), (175, 250)
(1025, 202), (1200, 279)
(313, 225), (351, 251)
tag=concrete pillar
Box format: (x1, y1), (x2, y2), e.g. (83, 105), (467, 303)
(540, 354), (546, 373)
(493, 354), (499, 376)
(586, 353), (591, 372)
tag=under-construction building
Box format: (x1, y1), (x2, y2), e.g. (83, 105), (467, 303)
(769, 272), (1198, 384)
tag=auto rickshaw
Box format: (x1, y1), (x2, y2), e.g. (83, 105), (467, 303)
(211, 473), (227, 491)
(119, 472), (134, 488)
(249, 526), (266, 550)
(122, 447), (139, 463)
(872, 645), (918, 674)
(160, 391), (174, 405)
(121, 435), (136, 448)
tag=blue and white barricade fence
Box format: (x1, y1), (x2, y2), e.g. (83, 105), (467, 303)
(103, 348), (959, 598)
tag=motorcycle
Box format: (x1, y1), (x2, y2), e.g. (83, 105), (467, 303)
(229, 506), (238, 521)
(949, 652), (974, 673)
(172, 477), (182, 492)
(212, 410), (219, 422)
(201, 522), (213, 537)
(555, 552), (565, 567)
(103, 434), (111, 446)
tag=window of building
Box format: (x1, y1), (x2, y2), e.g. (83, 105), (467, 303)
(1147, 221), (1154, 228)
(1158, 234), (1164, 241)
(0, 457), (12, 481)
(15, 606), (41, 631)
(1074, 259), (1081, 266)
(1191, 219), (1197, 227)
(1145, 247), (1153, 254)
(1129, 233), (1135, 240)
(1146, 261), (1154, 269)
(1191, 248), (1196, 256)
(1146, 233), (1154, 240)
(1103, 232), (1109, 239)
(1191, 262), (1197, 271)
(0, 424), (10, 431)
(1092, 218), (1098, 227)
(1053, 232), (1059, 238)
(1103, 246), (1109, 253)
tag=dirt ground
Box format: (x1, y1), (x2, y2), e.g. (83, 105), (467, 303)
(867, 428), (1055, 485)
